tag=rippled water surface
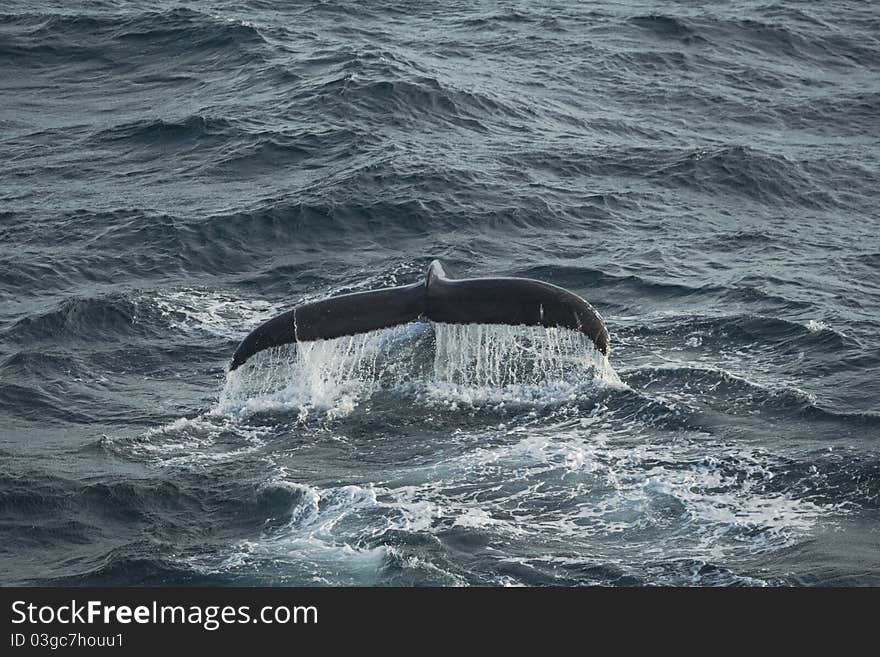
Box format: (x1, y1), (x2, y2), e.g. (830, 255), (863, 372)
(1, 0), (878, 586)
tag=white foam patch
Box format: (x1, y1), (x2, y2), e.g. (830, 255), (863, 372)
(439, 424), (832, 559)
(176, 420), (838, 585)
(452, 508), (501, 529)
(103, 414), (270, 467)
(184, 470), (474, 585)
(804, 319), (833, 333)
(184, 477), (390, 585)
(146, 288), (279, 338)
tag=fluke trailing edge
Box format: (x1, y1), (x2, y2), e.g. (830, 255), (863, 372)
(229, 260), (610, 371)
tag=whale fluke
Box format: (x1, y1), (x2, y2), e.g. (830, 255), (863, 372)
(229, 260), (609, 371)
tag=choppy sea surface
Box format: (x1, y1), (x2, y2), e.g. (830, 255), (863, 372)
(1, 1), (878, 586)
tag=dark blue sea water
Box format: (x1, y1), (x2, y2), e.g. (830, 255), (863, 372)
(1, 0), (878, 586)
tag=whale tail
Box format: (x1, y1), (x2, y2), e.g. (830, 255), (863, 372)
(229, 260), (609, 371)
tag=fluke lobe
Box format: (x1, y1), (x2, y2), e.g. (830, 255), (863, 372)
(229, 260), (610, 371)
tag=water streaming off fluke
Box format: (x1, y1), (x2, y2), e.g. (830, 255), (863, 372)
(217, 322), (619, 417)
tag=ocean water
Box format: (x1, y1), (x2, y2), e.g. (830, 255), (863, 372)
(1, 0), (878, 586)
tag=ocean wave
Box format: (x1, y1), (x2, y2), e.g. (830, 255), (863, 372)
(4, 295), (150, 344)
(313, 74), (527, 131)
(0, 7), (268, 64)
(625, 12), (877, 67)
(507, 144), (832, 207)
(624, 363), (879, 427)
(628, 15), (707, 45)
(1, 287), (274, 358)
(459, 10), (536, 28)
(651, 146), (833, 207)
(90, 115), (236, 146)
(209, 127), (367, 175)
(779, 91), (880, 136)
(627, 313), (855, 352)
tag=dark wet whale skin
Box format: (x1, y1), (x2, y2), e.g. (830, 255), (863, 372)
(230, 260), (609, 370)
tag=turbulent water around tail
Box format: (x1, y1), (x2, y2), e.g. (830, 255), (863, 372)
(1, 1), (878, 586)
